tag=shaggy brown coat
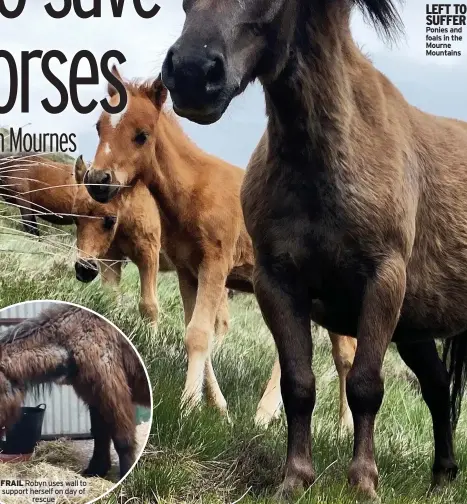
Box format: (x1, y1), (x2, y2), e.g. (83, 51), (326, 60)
(0, 304), (150, 479)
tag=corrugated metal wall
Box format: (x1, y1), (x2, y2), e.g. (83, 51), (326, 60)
(0, 301), (92, 439)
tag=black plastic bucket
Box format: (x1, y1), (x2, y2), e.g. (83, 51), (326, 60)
(1, 404), (46, 454)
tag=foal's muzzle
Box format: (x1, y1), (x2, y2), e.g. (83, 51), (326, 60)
(84, 169), (120, 203)
(75, 259), (99, 283)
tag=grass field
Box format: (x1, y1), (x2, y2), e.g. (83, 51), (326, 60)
(1, 204), (467, 504)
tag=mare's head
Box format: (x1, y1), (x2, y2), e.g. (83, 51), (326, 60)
(73, 155), (119, 283)
(85, 66), (168, 204)
(161, 0), (402, 124)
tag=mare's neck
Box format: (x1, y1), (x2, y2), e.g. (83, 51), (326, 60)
(261, 5), (358, 168)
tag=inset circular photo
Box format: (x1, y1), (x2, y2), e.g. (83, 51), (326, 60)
(0, 300), (152, 504)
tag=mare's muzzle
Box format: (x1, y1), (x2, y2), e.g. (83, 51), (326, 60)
(75, 259), (99, 283)
(84, 169), (120, 203)
(162, 43), (229, 125)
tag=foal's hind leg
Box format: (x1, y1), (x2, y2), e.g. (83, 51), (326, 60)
(206, 288), (230, 415)
(396, 339), (458, 487)
(330, 333), (357, 434)
(82, 406), (112, 477)
(254, 261), (315, 497)
(255, 355), (282, 427)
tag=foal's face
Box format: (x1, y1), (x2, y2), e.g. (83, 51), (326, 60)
(162, 0), (296, 124)
(74, 209), (119, 283)
(85, 72), (165, 204)
(73, 155), (119, 282)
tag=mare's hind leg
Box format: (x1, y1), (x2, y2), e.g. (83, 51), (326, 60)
(253, 261), (315, 497)
(396, 339), (458, 486)
(330, 333), (357, 433)
(82, 406), (112, 477)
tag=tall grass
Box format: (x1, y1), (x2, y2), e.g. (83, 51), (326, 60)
(0, 204), (466, 504)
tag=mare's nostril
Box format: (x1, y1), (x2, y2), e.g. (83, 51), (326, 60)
(205, 56), (225, 90)
(102, 172), (111, 184)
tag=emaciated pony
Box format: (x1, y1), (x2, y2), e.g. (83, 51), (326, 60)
(0, 303), (151, 479)
(162, 0), (467, 499)
(82, 68), (358, 431)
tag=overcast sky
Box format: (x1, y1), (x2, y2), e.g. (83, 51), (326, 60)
(0, 0), (466, 168)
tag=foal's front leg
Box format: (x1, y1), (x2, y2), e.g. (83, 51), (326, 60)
(137, 250), (160, 330)
(179, 262), (228, 413)
(347, 255), (406, 498)
(254, 261), (315, 497)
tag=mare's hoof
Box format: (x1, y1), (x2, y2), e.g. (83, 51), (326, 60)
(273, 479), (306, 502)
(273, 459), (315, 501)
(431, 463), (458, 490)
(348, 460), (379, 501)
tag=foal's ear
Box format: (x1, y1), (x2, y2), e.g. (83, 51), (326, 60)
(108, 64), (124, 97)
(149, 74), (168, 109)
(74, 155), (87, 184)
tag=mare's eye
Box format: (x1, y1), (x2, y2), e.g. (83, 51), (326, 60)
(103, 216), (116, 230)
(96, 121), (101, 136)
(133, 131), (148, 146)
(251, 23), (264, 36)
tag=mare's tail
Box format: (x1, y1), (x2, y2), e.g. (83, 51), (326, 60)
(442, 334), (467, 431)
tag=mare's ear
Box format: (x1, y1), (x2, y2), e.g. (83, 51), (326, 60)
(149, 74), (168, 109)
(108, 65), (124, 97)
(74, 155), (87, 184)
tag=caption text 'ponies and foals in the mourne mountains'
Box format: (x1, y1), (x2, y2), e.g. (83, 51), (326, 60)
(82, 69), (359, 428)
(157, 0), (467, 499)
(0, 304), (151, 479)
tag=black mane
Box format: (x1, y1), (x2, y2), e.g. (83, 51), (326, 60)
(353, 0), (404, 41)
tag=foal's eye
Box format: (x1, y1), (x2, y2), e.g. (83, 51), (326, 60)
(133, 131), (148, 146)
(103, 216), (116, 230)
(95, 121), (101, 136)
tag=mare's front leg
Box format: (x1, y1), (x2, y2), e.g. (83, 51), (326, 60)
(396, 339), (458, 487)
(82, 406), (112, 477)
(254, 259), (315, 497)
(137, 249), (160, 330)
(329, 333), (357, 433)
(347, 255), (406, 498)
(180, 260), (229, 413)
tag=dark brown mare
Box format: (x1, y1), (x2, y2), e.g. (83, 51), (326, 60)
(0, 303), (151, 479)
(160, 0), (467, 499)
